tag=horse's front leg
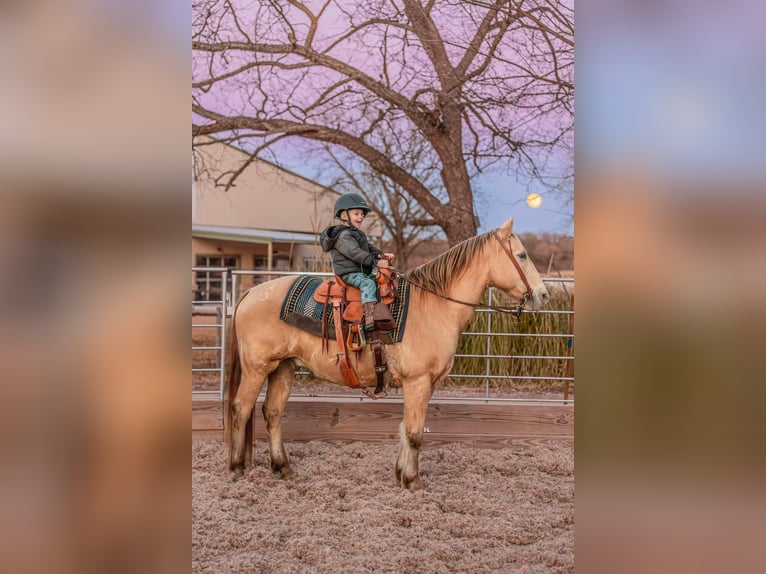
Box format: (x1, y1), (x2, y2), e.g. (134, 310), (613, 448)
(396, 375), (434, 491)
(262, 360), (294, 478)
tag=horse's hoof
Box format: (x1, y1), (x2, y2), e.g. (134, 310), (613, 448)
(272, 465), (293, 479)
(230, 467), (245, 482)
(405, 477), (423, 492)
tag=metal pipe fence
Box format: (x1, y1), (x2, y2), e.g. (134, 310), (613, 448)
(192, 269), (574, 403)
(191, 267), (228, 401)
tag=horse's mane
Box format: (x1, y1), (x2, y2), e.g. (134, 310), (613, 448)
(406, 230), (494, 294)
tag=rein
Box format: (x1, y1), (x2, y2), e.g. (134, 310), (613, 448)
(391, 231), (534, 319)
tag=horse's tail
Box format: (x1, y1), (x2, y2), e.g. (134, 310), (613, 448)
(224, 294), (244, 449)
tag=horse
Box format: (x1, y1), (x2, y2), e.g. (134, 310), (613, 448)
(225, 218), (550, 490)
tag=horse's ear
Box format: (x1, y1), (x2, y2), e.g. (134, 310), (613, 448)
(500, 217), (514, 236)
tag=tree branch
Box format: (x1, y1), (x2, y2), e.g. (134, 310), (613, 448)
(192, 104), (445, 217)
(401, 0), (456, 88)
(193, 39), (432, 133)
(455, 0), (504, 79)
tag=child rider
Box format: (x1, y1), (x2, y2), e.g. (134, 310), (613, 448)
(319, 193), (396, 333)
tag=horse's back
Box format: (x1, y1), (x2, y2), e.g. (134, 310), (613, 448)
(235, 275), (297, 323)
(239, 274), (295, 303)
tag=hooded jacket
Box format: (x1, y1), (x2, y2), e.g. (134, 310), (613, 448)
(319, 224), (383, 276)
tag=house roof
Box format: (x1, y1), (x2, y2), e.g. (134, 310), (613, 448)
(193, 135), (342, 200)
(192, 225), (319, 244)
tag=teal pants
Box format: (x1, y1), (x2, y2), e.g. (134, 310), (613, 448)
(342, 272), (377, 304)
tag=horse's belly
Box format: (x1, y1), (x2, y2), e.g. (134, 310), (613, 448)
(292, 354), (396, 388)
(291, 357), (352, 385)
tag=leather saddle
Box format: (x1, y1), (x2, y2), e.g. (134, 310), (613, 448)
(312, 269), (398, 324)
(312, 269), (398, 399)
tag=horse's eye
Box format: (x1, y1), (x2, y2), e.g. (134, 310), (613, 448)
(518, 252), (527, 261)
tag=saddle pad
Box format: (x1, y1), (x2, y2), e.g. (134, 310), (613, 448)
(279, 275), (410, 343)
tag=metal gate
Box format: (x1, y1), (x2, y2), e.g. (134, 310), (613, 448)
(192, 267), (228, 401)
(192, 269), (573, 404)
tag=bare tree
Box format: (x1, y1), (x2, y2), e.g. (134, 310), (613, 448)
(192, 0), (573, 245)
(322, 132), (445, 271)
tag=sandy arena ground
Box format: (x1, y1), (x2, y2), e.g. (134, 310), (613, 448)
(192, 439), (573, 573)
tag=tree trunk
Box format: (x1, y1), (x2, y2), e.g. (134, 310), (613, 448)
(438, 175), (477, 246)
(432, 101), (478, 246)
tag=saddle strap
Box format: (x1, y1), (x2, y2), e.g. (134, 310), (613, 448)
(332, 300), (361, 389)
(370, 338), (387, 395)
(320, 281), (335, 354)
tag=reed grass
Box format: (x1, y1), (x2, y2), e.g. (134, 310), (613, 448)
(449, 289), (574, 392)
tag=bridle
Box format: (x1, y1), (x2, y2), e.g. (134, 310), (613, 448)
(393, 231), (535, 319)
(492, 231), (533, 316)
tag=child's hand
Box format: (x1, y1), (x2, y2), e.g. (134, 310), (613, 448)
(377, 258), (390, 269)
(383, 253), (395, 262)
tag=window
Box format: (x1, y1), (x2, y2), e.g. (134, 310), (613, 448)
(194, 255), (239, 302)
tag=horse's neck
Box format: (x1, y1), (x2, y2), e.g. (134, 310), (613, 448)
(421, 248), (492, 334)
(448, 257), (491, 306)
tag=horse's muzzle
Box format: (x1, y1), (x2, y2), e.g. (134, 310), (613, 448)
(532, 287), (550, 309)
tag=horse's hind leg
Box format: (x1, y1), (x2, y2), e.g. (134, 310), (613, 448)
(263, 360), (294, 478)
(230, 359), (279, 480)
(396, 375), (434, 491)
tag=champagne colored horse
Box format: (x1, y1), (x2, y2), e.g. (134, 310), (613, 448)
(226, 219), (549, 490)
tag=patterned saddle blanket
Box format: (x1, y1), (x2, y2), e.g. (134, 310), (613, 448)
(279, 276), (410, 343)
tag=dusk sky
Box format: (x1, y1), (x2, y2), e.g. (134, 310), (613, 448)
(218, 136), (574, 241)
(275, 149), (574, 237)
(193, 1), (573, 240)
(473, 173), (574, 236)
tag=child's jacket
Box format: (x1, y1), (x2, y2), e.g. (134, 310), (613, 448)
(319, 224), (383, 276)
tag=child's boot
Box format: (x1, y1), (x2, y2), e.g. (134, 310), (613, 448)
(362, 302), (377, 333)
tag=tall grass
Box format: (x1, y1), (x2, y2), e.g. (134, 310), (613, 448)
(450, 289), (574, 393)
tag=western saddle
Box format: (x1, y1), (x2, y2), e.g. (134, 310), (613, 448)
(312, 269), (398, 399)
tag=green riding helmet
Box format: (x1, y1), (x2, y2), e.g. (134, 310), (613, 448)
(334, 193), (371, 219)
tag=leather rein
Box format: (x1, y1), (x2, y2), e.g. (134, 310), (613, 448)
(392, 231), (534, 319)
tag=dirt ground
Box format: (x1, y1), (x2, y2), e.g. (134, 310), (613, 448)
(192, 439), (574, 573)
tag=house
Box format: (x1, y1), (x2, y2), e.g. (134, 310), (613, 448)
(192, 138), (381, 301)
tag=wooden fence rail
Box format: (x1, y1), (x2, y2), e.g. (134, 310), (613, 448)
(193, 397), (573, 448)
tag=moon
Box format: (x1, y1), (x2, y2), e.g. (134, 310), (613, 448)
(526, 193), (542, 208)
